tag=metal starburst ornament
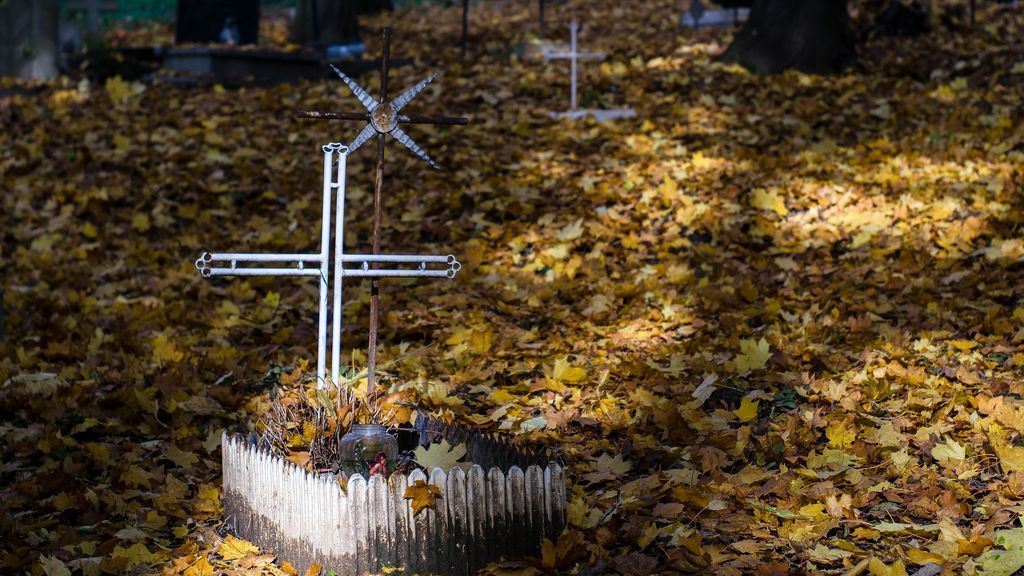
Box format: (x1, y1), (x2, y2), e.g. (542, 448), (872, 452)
(298, 29), (468, 170)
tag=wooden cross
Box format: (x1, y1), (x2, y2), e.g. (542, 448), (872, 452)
(296, 27), (468, 393)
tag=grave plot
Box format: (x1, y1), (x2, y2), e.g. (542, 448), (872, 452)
(194, 27), (567, 576)
(222, 419), (565, 575)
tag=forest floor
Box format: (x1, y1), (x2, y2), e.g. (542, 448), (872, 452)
(2, 1), (1024, 575)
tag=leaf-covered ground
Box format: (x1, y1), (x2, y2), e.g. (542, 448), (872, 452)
(3, 1), (1024, 574)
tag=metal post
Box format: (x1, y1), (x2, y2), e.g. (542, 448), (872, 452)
(367, 27), (392, 394)
(332, 147), (347, 387)
(318, 144), (333, 386)
(569, 21), (578, 110)
(461, 0), (469, 61)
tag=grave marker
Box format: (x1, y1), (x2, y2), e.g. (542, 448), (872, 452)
(545, 21), (635, 121)
(297, 27), (468, 392)
(195, 143), (461, 389)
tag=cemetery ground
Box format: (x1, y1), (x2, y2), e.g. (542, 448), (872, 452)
(2, 1), (1024, 575)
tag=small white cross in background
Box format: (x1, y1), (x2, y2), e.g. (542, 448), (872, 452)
(195, 143), (461, 389)
(544, 20), (636, 121)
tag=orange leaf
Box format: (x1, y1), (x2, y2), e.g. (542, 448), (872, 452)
(404, 480), (443, 516)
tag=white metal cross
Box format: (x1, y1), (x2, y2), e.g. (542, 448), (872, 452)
(194, 143), (461, 389)
(543, 20), (605, 111)
(543, 21), (636, 121)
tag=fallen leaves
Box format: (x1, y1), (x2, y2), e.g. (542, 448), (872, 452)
(2, 0), (1024, 574)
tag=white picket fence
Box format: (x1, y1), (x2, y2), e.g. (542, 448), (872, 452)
(222, 433), (567, 575)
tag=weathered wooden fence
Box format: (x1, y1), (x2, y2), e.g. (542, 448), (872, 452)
(223, 433), (566, 575)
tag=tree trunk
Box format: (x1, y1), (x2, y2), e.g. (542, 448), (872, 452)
(720, 0), (855, 75)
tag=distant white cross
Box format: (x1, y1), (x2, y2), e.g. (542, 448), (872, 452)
(543, 20), (605, 111)
(544, 21), (636, 121)
(195, 144), (461, 388)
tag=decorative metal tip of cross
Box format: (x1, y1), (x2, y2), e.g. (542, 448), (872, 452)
(195, 252), (213, 277)
(322, 142), (350, 154)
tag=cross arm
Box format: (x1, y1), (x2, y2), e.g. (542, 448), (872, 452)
(543, 50), (606, 61)
(195, 251), (324, 278)
(341, 253), (462, 279)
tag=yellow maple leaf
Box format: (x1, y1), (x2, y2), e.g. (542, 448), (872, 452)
(751, 188), (789, 216)
(162, 443), (198, 468)
(734, 397), (760, 423)
(110, 543), (157, 570)
(868, 557), (908, 576)
(218, 534), (259, 560)
(105, 75), (142, 103)
(988, 424), (1024, 473)
(412, 440), (466, 472)
(734, 338), (772, 372)
(404, 479), (443, 516)
(183, 554), (213, 576)
(930, 438), (966, 464)
(151, 333), (184, 365)
(568, 496), (602, 529)
(38, 555), (70, 576)
(660, 176), (679, 202)
(826, 421), (856, 450)
(552, 357), (587, 383)
(470, 327), (494, 355)
(131, 213), (150, 232)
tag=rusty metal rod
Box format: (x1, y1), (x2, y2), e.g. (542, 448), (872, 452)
(401, 114), (469, 125)
(296, 110), (369, 121)
(367, 26), (392, 395)
(461, 0), (469, 61)
(297, 111), (468, 126)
